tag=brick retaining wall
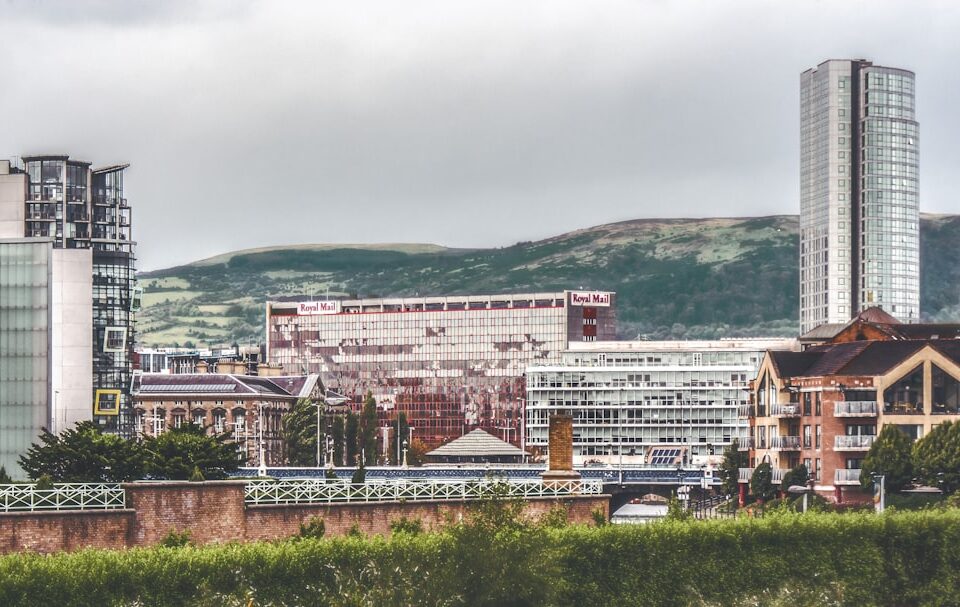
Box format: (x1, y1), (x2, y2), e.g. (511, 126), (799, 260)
(0, 482), (609, 554)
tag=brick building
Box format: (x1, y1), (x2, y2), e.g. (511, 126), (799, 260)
(134, 363), (322, 466)
(742, 310), (960, 501)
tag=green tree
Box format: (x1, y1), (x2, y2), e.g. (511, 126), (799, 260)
(750, 461), (775, 502)
(331, 415), (345, 466)
(407, 438), (428, 467)
(345, 413), (360, 465)
(861, 425), (914, 492)
(912, 420), (960, 494)
(780, 464), (810, 492)
(281, 398), (320, 466)
(718, 439), (747, 496)
(142, 424), (239, 480)
(19, 422), (146, 482)
(360, 392), (378, 466)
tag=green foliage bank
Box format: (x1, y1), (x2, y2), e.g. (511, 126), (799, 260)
(1, 510), (959, 606)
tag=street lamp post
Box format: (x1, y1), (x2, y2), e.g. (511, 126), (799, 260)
(402, 439), (409, 469)
(871, 473), (886, 513)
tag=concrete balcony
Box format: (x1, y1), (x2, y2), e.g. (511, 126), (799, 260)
(737, 436), (755, 450)
(770, 404), (801, 418)
(835, 469), (862, 485)
(769, 436), (800, 450)
(835, 435), (876, 450)
(737, 405), (754, 418)
(835, 401), (878, 417)
(738, 467), (754, 482)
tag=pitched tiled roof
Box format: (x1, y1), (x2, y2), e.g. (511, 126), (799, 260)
(768, 351), (822, 378)
(138, 373), (320, 398)
(426, 429), (528, 457)
(768, 340), (960, 380)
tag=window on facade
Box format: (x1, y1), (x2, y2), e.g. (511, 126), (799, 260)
(815, 393), (821, 416)
(815, 425), (821, 449)
(803, 393), (811, 416)
(883, 365), (924, 414)
(192, 410), (206, 427)
(214, 411), (226, 434)
(803, 425), (812, 449)
(173, 412), (185, 428)
(932, 365), (960, 414)
(103, 327), (127, 352)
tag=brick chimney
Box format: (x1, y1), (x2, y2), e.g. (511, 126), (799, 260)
(541, 412), (581, 487)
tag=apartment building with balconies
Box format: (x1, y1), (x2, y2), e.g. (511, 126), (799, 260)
(741, 317), (960, 501)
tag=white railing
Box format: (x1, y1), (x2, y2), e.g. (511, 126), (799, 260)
(771, 468), (791, 485)
(0, 483), (125, 512)
(737, 468), (790, 484)
(835, 435), (876, 450)
(769, 436), (801, 450)
(770, 404), (800, 417)
(835, 401), (878, 416)
(737, 437), (755, 450)
(245, 479), (603, 505)
(835, 469), (862, 485)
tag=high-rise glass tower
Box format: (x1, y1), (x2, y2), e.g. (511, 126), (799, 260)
(799, 59), (919, 334)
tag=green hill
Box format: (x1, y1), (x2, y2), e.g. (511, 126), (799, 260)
(137, 214), (960, 347)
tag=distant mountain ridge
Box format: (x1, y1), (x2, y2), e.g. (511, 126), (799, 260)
(137, 213), (960, 347)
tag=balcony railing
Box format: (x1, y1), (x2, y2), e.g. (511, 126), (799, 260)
(835, 401), (878, 417)
(738, 467), (791, 484)
(884, 402), (924, 415)
(737, 436), (755, 450)
(737, 405), (754, 418)
(770, 404), (800, 418)
(769, 436), (801, 450)
(835, 469), (862, 485)
(835, 435), (876, 450)
(771, 468), (791, 485)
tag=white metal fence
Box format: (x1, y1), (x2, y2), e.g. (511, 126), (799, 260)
(245, 478), (603, 505)
(0, 483), (126, 512)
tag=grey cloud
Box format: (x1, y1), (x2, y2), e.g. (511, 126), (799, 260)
(0, 0), (958, 270)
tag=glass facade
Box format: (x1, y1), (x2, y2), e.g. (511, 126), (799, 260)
(20, 157), (137, 436)
(525, 340), (789, 464)
(799, 60), (919, 334)
(267, 292), (617, 447)
(0, 241), (50, 475)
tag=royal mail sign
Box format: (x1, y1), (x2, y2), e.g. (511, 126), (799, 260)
(569, 291), (612, 307)
(297, 301), (340, 315)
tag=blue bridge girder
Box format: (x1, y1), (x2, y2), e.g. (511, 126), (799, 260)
(236, 466), (721, 486)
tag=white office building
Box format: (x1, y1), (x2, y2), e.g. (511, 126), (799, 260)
(525, 339), (796, 466)
(0, 238), (92, 476)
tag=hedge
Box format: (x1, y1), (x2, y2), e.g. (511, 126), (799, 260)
(0, 510), (958, 606)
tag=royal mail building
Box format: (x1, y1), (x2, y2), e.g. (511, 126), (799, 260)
(266, 291), (617, 448)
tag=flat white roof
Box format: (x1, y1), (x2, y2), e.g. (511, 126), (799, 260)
(567, 338), (798, 352)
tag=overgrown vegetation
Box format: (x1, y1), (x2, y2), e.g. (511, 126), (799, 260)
(0, 508), (959, 606)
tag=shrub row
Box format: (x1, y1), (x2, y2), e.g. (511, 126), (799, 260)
(0, 509), (958, 606)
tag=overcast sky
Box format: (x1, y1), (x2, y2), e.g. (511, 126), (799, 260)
(1, 0), (957, 270)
